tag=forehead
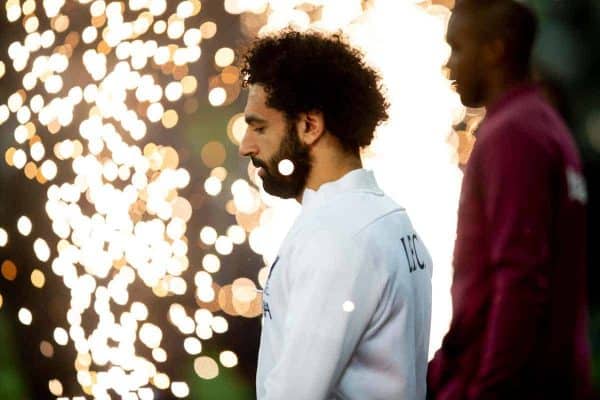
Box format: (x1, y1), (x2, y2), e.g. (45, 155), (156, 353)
(244, 84), (285, 123)
(447, 11), (476, 44)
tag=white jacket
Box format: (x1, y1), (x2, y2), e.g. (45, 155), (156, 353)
(257, 169), (432, 400)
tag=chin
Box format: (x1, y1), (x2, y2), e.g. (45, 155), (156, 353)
(262, 180), (302, 199)
(459, 94), (484, 108)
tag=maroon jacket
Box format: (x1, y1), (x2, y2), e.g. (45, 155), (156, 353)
(428, 85), (592, 400)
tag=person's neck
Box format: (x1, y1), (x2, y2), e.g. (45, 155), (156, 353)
(297, 149), (363, 204)
(484, 73), (531, 109)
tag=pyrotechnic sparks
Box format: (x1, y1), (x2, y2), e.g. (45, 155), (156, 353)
(1, 0), (480, 396)
(0, 0), (247, 397)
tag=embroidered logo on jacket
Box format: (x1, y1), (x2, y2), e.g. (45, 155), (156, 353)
(566, 167), (587, 204)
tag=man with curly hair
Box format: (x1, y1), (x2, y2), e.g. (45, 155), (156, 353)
(239, 30), (432, 400)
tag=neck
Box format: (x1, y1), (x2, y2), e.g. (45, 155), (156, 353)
(297, 138), (363, 203)
(484, 72), (531, 109)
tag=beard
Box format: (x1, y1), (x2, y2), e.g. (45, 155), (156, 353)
(251, 121), (312, 199)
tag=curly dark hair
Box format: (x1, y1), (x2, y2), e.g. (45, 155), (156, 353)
(241, 30), (389, 153)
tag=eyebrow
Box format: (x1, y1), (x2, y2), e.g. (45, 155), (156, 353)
(245, 114), (267, 125)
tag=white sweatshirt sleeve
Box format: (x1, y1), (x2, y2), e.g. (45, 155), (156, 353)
(261, 229), (387, 400)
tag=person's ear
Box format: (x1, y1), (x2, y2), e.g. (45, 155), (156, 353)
(296, 110), (325, 146)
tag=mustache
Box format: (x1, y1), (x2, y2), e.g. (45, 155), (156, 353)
(251, 157), (268, 169)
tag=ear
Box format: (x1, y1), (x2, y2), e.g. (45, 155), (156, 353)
(296, 110), (325, 146)
(482, 38), (505, 67)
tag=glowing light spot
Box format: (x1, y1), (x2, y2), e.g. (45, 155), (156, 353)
(278, 159), (294, 176)
(153, 20), (167, 34)
(171, 381), (189, 398)
(227, 225), (246, 245)
(147, 102), (164, 122)
(82, 26), (97, 43)
(40, 340), (54, 358)
(31, 269), (46, 288)
(7, 3), (21, 22)
(1, 260), (17, 281)
(0, 293), (2, 309)
(258, 266), (269, 288)
(343, 300), (355, 313)
(0, 105), (9, 125)
(200, 21), (217, 39)
(13, 149), (27, 169)
(232, 277), (257, 303)
(201, 141), (226, 168)
(90, 0), (106, 17)
(211, 316), (228, 334)
(17, 106), (31, 124)
(40, 159), (58, 180)
(199, 227), (217, 245)
(48, 379), (63, 396)
(31, 141), (45, 161)
(161, 109), (178, 128)
(204, 176), (222, 196)
(215, 235), (233, 255)
(18, 307), (33, 325)
(208, 87), (227, 106)
(17, 215), (33, 236)
(184, 337), (202, 355)
(131, 301), (149, 320)
(34, 238), (51, 262)
(214, 47), (235, 67)
(44, 75), (63, 94)
(152, 348), (167, 362)
(54, 327), (69, 346)
(165, 81), (183, 102)
(153, 372), (170, 390)
(219, 350), (238, 368)
(202, 254), (220, 273)
(139, 322), (162, 349)
(0, 228), (7, 247)
(194, 356), (219, 379)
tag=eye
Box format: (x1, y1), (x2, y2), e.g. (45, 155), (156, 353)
(254, 126), (265, 134)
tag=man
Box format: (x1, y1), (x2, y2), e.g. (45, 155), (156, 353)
(239, 31), (432, 399)
(428, 1), (592, 399)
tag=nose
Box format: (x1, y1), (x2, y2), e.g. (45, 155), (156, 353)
(238, 128), (258, 157)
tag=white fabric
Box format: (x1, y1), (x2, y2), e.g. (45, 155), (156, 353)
(256, 169), (433, 400)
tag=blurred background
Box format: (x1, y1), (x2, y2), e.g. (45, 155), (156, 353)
(0, 0), (597, 399)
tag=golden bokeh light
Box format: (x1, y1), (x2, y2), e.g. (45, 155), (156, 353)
(40, 340), (55, 358)
(200, 140), (226, 168)
(171, 381), (190, 398)
(183, 337), (202, 355)
(1, 259), (18, 281)
(53, 327), (69, 346)
(0, 228), (9, 247)
(214, 47), (235, 68)
(208, 87), (226, 106)
(48, 379), (64, 396)
(193, 356), (219, 380)
(18, 307), (33, 325)
(31, 268), (46, 288)
(17, 215), (32, 236)
(219, 350), (238, 368)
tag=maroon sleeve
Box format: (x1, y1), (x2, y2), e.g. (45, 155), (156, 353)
(467, 125), (555, 399)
